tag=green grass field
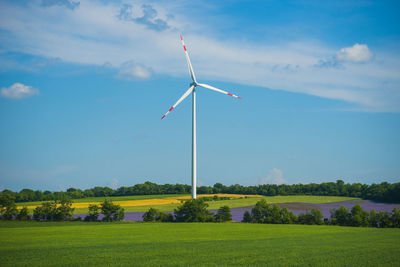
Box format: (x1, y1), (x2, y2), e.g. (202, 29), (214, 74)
(17, 195), (359, 214)
(0, 221), (399, 266)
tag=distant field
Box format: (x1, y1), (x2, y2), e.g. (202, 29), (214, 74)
(17, 194), (190, 206)
(1, 221), (399, 266)
(17, 195), (359, 214)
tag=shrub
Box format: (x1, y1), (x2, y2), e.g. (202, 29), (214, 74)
(369, 209), (378, 227)
(143, 208), (159, 222)
(174, 199), (214, 222)
(242, 210), (252, 223)
(350, 204), (369, 227)
(214, 206), (232, 222)
(247, 199), (297, 224)
(33, 200), (74, 221)
(298, 209), (323, 225)
(392, 208), (400, 228)
(0, 194), (18, 220)
(33, 202), (57, 221)
(55, 199), (74, 221)
(330, 206), (351, 226)
(159, 212), (174, 222)
(16, 207), (30, 221)
(84, 204), (100, 222)
(143, 208), (174, 222)
(101, 199), (125, 222)
(376, 211), (392, 228)
(2, 202), (18, 220)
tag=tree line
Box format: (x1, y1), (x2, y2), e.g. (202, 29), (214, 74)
(2, 180), (399, 203)
(142, 198), (400, 228)
(0, 193), (125, 222)
(242, 199), (400, 228)
(142, 199), (232, 223)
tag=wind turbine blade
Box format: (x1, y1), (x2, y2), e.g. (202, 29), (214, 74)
(161, 85), (195, 119)
(180, 35), (197, 83)
(197, 83), (242, 100)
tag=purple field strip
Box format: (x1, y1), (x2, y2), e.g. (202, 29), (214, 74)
(73, 200), (400, 222)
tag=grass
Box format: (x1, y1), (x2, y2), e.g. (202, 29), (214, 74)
(0, 220), (399, 266)
(17, 195), (359, 214)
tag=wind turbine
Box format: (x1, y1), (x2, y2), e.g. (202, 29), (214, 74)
(161, 35), (242, 199)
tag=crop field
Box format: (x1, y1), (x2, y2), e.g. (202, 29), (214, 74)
(17, 195), (359, 214)
(0, 221), (399, 266)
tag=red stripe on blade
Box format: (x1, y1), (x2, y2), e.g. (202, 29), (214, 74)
(183, 45), (187, 51)
(169, 107), (174, 112)
(161, 115), (165, 120)
(238, 97), (243, 99)
(227, 93), (233, 96)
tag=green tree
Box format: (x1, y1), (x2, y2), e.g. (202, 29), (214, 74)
(174, 199), (214, 222)
(16, 207), (30, 221)
(2, 202), (18, 220)
(0, 193), (15, 207)
(350, 204), (369, 227)
(158, 212), (174, 222)
(101, 199), (125, 222)
(0, 193), (18, 220)
(251, 199), (270, 223)
(143, 208), (174, 222)
(369, 209), (378, 227)
(250, 200), (297, 224)
(298, 209), (323, 225)
(84, 204), (100, 222)
(242, 210), (252, 223)
(331, 206), (350, 226)
(33, 200), (74, 221)
(55, 199), (74, 221)
(214, 206), (232, 222)
(391, 208), (400, 228)
(377, 211), (392, 228)
(33, 202), (57, 221)
(143, 207), (159, 222)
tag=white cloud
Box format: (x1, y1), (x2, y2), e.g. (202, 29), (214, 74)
(1, 83), (39, 99)
(0, 1), (399, 111)
(258, 168), (287, 185)
(336, 43), (373, 63)
(110, 178), (119, 190)
(117, 61), (152, 80)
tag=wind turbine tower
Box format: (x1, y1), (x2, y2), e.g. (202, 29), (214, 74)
(161, 35), (242, 199)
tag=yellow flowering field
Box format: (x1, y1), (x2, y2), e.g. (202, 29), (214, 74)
(19, 194), (262, 210)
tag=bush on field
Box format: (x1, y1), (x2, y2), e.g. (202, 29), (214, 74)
(350, 204), (370, 227)
(298, 209), (323, 225)
(33, 199), (74, 221)
(143, 208), (173, 222)
(242, 210), (252, 223)
(0, 194), (18, 220)
(84, 204), (100, 222)
(249, 199), (297, 224)
(101, 199), (125, 222)
(392, 208), (400, 228)
(174, 199), (214, 222)
(16, 207), (30, 221)
(214, 206), (232, 222)
(2, 202), (18, 220)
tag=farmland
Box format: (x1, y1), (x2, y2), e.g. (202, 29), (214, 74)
(1, 221), (399, 266)
(16, 194), (359, 213)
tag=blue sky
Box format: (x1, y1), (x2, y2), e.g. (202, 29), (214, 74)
(0, 0), (399, 191)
